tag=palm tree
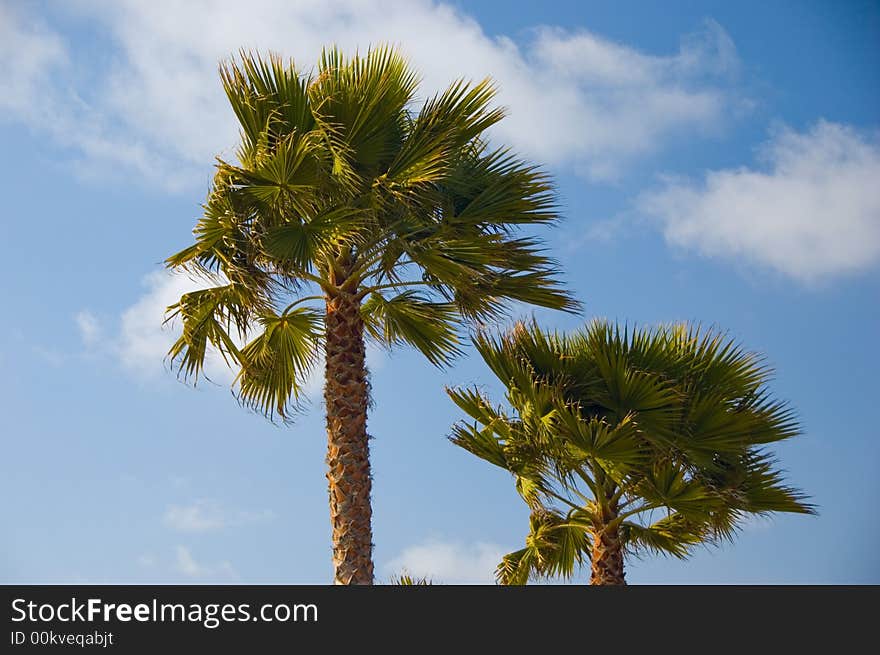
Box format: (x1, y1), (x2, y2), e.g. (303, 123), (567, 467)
(389, 574), (433, 585)
(164, 49), (576, 584)
(448, 320), (814, 585)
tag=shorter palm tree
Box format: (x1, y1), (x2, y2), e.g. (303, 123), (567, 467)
(389, 574), (433, 585)
(448, 320), (814, 585)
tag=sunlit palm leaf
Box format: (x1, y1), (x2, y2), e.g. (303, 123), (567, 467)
(261, 206), (367, 273)
(234, 308), (323, 420)
(362, 291), (462, 366)
(621, 513), (706, 558)
(166, 283), (254, 382)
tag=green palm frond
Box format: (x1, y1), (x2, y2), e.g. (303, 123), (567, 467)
(446, 386), (512, 430)
(361, 291), (462, 366)
(382, 78), (502, 189)
(389, 573), (433, 585)
(450, 320), (813, 583)
(634, 461), (724, 521)
(449, 421), (509, 470)
(448, 147), (558, 228)
(448, 409), (549, 506)
(465, 268), (577, 318)
(588, 343), (680, 423)
(472, 321), (575, 396)
(165, 282), (255, 381)
(218, 130), (327, 220)
(497, 509), (591, 585)
(496, 547), (534, 586)
(721, 451), (816, 516)
(678, 325), (771, 399)
(220, 51), (315, 159)
(423, 78), (505, 149)
(166, 180), (251, 276)
(234, 307), (323, 420)
(261, 206), (367, 274)
(621, 513), (706, 559)
(555, 410), (648, 471)
(311, 45), (418, 171)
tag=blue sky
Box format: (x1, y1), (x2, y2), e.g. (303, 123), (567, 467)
(1, 0), (878, 584)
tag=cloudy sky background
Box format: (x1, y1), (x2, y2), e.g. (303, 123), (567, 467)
(1, 0), (878, 583)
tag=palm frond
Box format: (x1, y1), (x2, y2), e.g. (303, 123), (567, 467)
(218, 130), (327, 221)
(446, 386), (509, 428)
(234, 307), (323, 420)
(361, 290), (462, 366)
(220, 51), (316, 162)
(383, 77), (503, 188)
(165, 282), (255, 381)
(496, 547), (534, 586)
(448, 147), (557, 228)
(311, 45), (418, 171)
(261, 206), (367, 274)
(448, 421), (509, 470)
(555, 410), (649, 471)
(388, 573), (433, 585)
(621, 513), (706, 559)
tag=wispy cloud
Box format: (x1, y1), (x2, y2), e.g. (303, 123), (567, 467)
(75, 310), (101, 347)
(0, 4), (171, 186)
(81, 270), (387, 401)
(69, 271), (245, 382)
(164, 499), (275, 533)
(0, 4), (67, 118)
(116, 270), (234, 380)
(115, 269), (302, 383)
(384, 540), (506, 584)
(174, 545), (238, 580)
(639, 120), (880, 284)
(1, 1), (741, 188)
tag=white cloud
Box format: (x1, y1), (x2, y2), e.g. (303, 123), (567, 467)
(640, 120), (880, 283)
(516, 20), (739, 180)
(174, 545), (238, 579)
(116, 268), (296, 384)
(2, 1), (740, 187)
(0, 5), (67, 118)
(75, 310), (101, 346)
(175, 546), (204, 577)
(66, 267), (388, 398)
(164, 499), (275, 533)
(384, 540), (506, 584)
(117, 269), (231, 380)
(0, 4), (170, 186)
(113, 268), (383, 395)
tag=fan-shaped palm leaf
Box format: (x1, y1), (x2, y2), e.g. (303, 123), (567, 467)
(448, 320), (814, 584)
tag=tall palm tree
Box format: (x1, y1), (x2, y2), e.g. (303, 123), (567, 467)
(164, 49), (576, 584)
(448, 320), (813, 585)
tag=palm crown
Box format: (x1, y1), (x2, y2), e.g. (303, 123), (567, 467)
(167, 48), (575, 415)
(165, 48), (576, 583)
(448, 320), (814, 584)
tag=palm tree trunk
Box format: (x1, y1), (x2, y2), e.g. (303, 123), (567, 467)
(589, 526), (626, 585)
(324, 291), (374, 585)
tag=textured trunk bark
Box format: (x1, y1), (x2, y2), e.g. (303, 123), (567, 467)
(324, 291), (374, 585)
(589, 526), (626, 586)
